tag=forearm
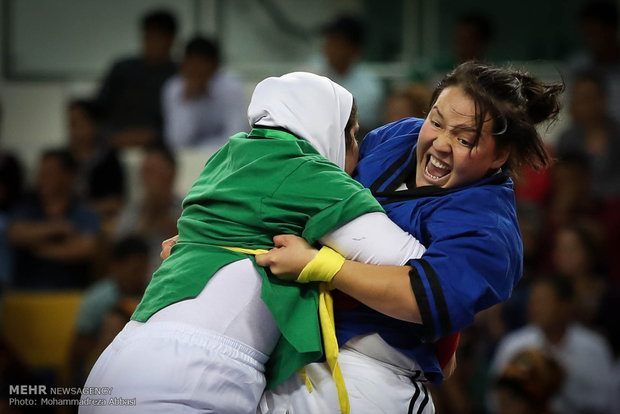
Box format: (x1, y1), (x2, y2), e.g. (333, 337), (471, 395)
(36, 235), (97, 261)
(7, 222), (60, 247)
(330, 261), (421, 323)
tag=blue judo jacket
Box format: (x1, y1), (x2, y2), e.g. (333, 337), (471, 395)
(335, 117), (523, 384)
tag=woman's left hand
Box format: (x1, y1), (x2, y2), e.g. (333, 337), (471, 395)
(255, 235), (318, 281)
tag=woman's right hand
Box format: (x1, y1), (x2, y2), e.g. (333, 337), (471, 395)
(255, 235), (318, 281)
(160, 234), (179, 260)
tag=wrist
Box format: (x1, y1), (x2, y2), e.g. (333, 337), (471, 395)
(296, 246), (345, 283)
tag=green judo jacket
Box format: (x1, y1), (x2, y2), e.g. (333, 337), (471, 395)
(132, 128), (384, 387)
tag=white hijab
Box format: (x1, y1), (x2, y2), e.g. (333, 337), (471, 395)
(247, 72), (353, 170)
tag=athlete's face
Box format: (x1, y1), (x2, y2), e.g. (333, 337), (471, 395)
(415, 86), (509, 188)
(344, 121), (360, 176)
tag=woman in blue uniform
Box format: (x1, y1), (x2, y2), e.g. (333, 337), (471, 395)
(255, 61), (563, 413)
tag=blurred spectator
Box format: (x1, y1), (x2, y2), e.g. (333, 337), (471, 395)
(501, 202), (548, 333)
(556, 70), (620, 200)
(494, 349), (564, 414)
(115, 145), (181, 273)
(0, 154), (23, 288)
(567, 1), (620, 121)
(546, 153), (597, 231)
(96, 10), (178, 148)
(162, 36), (248, 150)
(382, 84), (433, 124)
(551, 223), (606, 326)
(0, 103), (24, 287)
(413, 12), (494, 84)
(312, 14), (384, 134)
(70, 236), (149, 387)
(7, 149), (100, 290)
(67, 99), (126, 228)
(490, 276), (614, 414)
(454, 13), (494, 64)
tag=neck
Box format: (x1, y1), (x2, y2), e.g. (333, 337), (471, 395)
(542, 324), (567, 345)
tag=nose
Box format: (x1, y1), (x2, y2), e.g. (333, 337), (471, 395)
(431, 131), (452, 153)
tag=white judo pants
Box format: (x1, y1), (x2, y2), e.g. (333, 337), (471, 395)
(260, 343), (435, 414)
(79, 259), (278, 414)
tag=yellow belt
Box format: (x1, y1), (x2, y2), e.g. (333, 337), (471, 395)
(221, 246), (349, 414)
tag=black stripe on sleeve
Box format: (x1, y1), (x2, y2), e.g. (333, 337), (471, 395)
(408, 382), (421, 414)
(369, 150), (412, 194)
(409, 267), (436, 341)
(418, 259), (452, 337)
(417, 384), (430, 414)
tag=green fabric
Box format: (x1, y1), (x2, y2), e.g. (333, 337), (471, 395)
(132, 128), (384, 387)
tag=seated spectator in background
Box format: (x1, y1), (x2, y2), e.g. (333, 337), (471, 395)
(382, 84), (433, 124)
(490, 276), (614, 414)
(556, 70), (620, 200)
(453, 13), (494, 64)
(115, 145), (181, 273)
(412, 13), (494, 84)
(96, 9), (178, 148)
(494, 349), (564, 414)
(552, 223), (607, 326)
(0, 121), (24, 287)
(546, 153), (597, 232)
(7, 149), (100, 290)
(162, 36), (248, 150)
(312, 14), (384, 134)
(567, 1), (620, 121)
(70, 236), (149, 387)
(67, 99), (126, 228)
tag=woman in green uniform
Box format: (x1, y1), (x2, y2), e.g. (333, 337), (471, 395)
(80, 72), (425, 414)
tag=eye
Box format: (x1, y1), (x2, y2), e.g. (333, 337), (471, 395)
(457, 137), (473, 148)
(431, 119), (441, 128)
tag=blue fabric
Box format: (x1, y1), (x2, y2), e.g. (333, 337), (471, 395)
(336, 117), (523, 384)
(10, 196), (100, 290)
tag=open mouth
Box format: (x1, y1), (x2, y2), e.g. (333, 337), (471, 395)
(424, 154), (451, 181)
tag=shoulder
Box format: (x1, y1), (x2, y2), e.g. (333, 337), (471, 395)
(569, 325), (614, 356)
(109, 56), (141, 72)
(360, 118), (423, 157)
(162, 75), (183, 98)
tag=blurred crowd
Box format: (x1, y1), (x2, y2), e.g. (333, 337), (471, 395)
(1, 2), (620, 414)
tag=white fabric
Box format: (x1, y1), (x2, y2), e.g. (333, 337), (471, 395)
(80, 321), (267, 414)
(147, 258), (280, 355)
(247, 71), (353, 170)
(162, 70), (248, 149)
(490, 324), (615, 414)
(259, 212), (428, 413)
(320, 212), (426, 266)
(259, 345), (434, 414)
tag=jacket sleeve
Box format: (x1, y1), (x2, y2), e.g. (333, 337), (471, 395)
(408, 194), (523, 342)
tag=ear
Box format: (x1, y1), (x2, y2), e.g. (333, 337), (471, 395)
(490, 146), (510, 170)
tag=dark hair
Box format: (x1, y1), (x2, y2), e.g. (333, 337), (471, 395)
(68, 99), (104, 124)
(458, 13), (493, 41)
(344, 100), (358, 149)
(41, 148), (78, 173)
(322, 15), (365, 46)
(431, 61), (563, 171)
(495, 349), (564, 410)
(142, 10), (178, 36)
(144, 143), (176, 168)
(112, 235), (149, 261)
(534, 275), (575, 302)
(580, 1), (618, 27)
(185, 36), (220, 62)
